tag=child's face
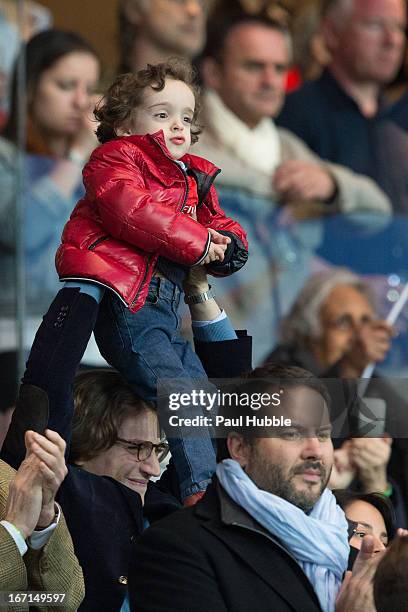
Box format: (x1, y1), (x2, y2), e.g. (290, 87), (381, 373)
(121, 78), (195, 159)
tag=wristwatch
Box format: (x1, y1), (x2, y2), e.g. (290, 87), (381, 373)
(184, 286), (214, 304)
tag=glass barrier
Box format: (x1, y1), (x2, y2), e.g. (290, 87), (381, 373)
(0, 0), (25, 410)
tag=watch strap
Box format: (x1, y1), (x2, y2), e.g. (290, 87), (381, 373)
(184, 286), (214, 304)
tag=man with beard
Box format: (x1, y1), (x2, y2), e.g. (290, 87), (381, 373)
(128, 365), (384, 612)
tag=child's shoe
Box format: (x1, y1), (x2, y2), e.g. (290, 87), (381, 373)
(183, 491), (206, 507)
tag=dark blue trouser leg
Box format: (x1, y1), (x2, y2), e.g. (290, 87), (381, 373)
(1, 288), (99, 468)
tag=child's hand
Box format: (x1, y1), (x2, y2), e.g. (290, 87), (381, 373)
(208, 228), (231, 246)
(201, 242), (227, 265)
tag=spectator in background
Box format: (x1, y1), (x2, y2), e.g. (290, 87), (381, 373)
(266, 267), (408, 524)
(267, 268), (392, 378)
(0, 0), (52, 126)
(287, 0), (331, 91)
(208, 0), (329, 90)
(334, 490), (396, 570)
(1, 429), (84, 610)
(209, 0), (291, 24)
(387, 28), (408, 132)
(388, 84), (408, 131)
(193, 12), (391, 362)
(374, 535), (408, 611)
(278, 0), (408, 214)
(0, 29), (101, 402)
(117, 0), (209, 73)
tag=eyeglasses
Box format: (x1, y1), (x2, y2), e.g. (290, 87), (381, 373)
(326, 314), (374, 332)
(116, 438), (170, 462)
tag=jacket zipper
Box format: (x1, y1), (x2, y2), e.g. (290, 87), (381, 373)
(129, 136), (198, 308)
(88, 235), (109, 250)
(130, 254), (152, 309)
(128, 137), (190, 308)
(152, 136), (189, 212)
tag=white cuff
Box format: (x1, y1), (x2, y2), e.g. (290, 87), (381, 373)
(28, 503), (61, 550)
(0, 521), (27, 556)
(192, 309), (227, 327)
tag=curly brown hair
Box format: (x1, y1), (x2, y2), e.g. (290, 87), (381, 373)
(95, 57), (202, 144)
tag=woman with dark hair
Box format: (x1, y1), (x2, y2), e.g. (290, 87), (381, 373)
(0, 29), (101, 407)
(334, 489), (396, 569)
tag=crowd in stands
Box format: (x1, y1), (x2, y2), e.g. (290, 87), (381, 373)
(1, 0), (408, 610)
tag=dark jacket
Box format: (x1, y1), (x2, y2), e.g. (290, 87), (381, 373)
(277, 69), (408, 215)
(56, 131), (248, 312)
(128, 479), (322, 612)
(57, 468), (179, 612)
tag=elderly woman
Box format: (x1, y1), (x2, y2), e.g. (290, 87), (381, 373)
(266, 267), (408, 528)
(0, 29), (101, 410)
(266, 267), (392, 378)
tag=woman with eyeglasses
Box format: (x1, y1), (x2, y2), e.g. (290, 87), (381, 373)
(264, 268), (408, 529)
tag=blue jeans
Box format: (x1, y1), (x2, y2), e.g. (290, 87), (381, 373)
(94, 277), (216, 499)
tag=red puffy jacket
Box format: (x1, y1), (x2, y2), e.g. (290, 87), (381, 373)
(56, 131), (248, 313)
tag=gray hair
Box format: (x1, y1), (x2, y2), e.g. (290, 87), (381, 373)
(280, 268), (377, 346)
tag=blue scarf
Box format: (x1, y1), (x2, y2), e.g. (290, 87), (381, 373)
(217, 459), (349, 612)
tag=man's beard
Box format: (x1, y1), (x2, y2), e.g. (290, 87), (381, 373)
(248, 450), (331, 513)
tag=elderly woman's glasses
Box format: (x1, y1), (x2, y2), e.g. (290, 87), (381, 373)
(116, 438), (170, 462)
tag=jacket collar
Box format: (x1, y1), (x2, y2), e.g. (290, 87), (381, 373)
(195, 479), (322, 612)
(200, 479), (295, 555)
(125, 130), (220, 176)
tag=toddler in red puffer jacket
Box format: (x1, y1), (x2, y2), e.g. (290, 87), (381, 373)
(13, 58), (248, 505)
